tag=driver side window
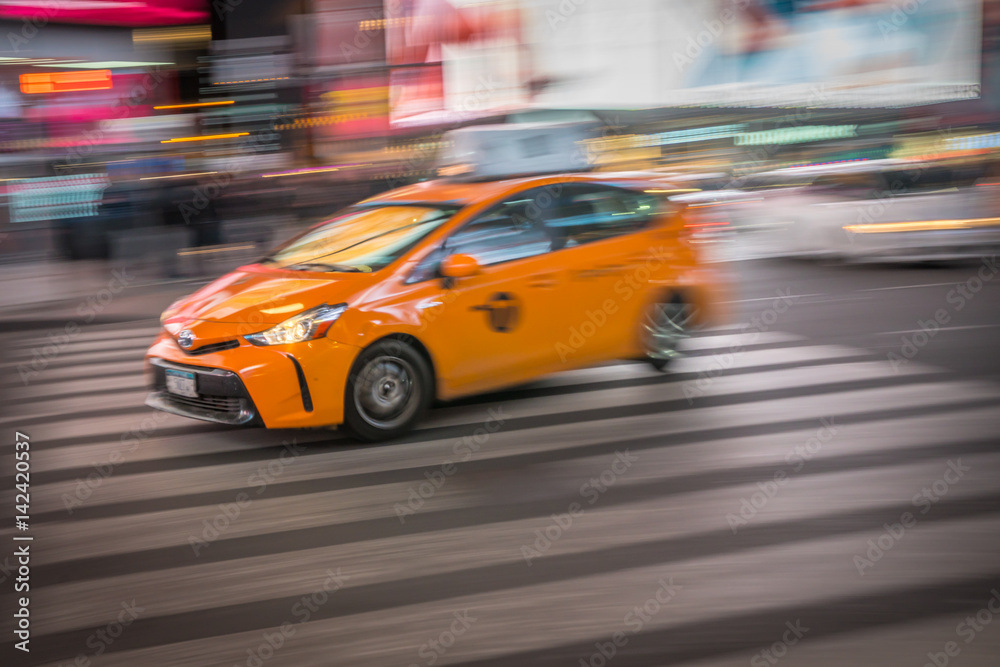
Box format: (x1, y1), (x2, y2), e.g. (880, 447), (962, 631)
(406, 188), (554, 283)
(447, 194), (552, 265)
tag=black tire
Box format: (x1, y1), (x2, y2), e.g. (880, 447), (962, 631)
(643, 292), (695, 372)
(343, 338), (433, 442)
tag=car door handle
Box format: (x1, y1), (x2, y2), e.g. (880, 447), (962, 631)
(528, 273), (558, 288)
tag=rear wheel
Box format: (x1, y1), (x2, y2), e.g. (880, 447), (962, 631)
(343, 339), (432, 441)
(643, 293), (695, 371)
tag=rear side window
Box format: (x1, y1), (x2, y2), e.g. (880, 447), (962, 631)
(545, 185), (659, 250)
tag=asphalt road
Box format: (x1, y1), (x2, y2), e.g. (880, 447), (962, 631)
(1, 252), (999, 667)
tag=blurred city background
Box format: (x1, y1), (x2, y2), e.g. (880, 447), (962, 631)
(3, 2), (1000, 666)
(0, 0), (998, 294)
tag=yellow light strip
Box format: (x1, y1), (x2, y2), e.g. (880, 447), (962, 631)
(177, 243), (256, 256)
(213, 77), (290, 85)
(161, 133), (248, 144)
(644, 188), (701, 194)
(844, 218), (1000, 234)
(154, 101), (235, 110)
(133, 25), (211, 43)
(139, 172), (218, 181)
(260, 164), (372, 178)
(262, 167), (338, 178)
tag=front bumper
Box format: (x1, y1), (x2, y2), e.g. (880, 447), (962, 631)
(146, 358), (261, 426)
(145, 332), (362, 428)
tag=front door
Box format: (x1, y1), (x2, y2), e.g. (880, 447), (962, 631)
(411, 187), (566, 396)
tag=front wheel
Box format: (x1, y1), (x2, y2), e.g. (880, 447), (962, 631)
(343, 339), (432, 441)
(642, 294), (695, 371)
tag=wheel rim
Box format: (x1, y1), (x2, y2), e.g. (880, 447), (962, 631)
(353, 355), (419, 430)
(643, 300), (694, 361)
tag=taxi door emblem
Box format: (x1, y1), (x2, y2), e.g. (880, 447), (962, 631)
(472, 292), (520, 333)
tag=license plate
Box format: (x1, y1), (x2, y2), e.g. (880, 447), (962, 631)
(165, 369), (197, 398)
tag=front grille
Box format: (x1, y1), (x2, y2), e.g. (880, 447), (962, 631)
(148, 357), (260, 426)
(184, 340), (240, 356)
(166, 394), (245, 413)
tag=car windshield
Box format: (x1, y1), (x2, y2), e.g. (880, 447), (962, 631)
(262, 204), (460, 273)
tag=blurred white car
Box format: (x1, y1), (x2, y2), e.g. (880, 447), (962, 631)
(745, 160), (1000, 262)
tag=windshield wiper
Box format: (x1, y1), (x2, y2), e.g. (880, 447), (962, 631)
(283, 262), (363, 273)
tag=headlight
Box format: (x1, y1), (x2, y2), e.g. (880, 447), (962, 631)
(244, 303), (348, 346)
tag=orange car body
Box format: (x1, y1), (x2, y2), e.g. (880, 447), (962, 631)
(145, 172), (729, 431)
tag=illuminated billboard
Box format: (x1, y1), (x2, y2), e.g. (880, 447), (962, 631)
(527, 0), (981, 108)
(386, 0), (982, 124)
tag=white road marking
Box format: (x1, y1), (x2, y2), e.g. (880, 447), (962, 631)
(859, 282), (958, 292)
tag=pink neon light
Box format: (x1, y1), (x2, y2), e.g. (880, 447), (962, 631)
(0, 1), (207, 27)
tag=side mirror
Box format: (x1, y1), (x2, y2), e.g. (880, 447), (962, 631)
(440, 253), (481, 279)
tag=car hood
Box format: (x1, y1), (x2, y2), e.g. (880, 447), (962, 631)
(161, 265), (378, 327)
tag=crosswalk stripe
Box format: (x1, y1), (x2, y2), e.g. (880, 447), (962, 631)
(6, 380), (147, 405)
(14, 393), (998, 561)
(25, 514), (1000, 665)
(1, 360), (143, 387)
(10, 335), (157, 355)
(20, 365), (975, 518)
(16, 405), (999, 523)
(677, 330), (804, 351)
(8, 323), (998, 667)
(533, 344), (871, 388)
(2, 371), (146, 397)
(0, 352), (146, 373)
(423, 361), (954, 430)
(21, 445), (1000, 636)
(31, 324), (162, 343)
(8, 345), (152, 367)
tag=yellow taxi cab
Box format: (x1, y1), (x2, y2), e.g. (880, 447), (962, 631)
(145, 130), (728, 440)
